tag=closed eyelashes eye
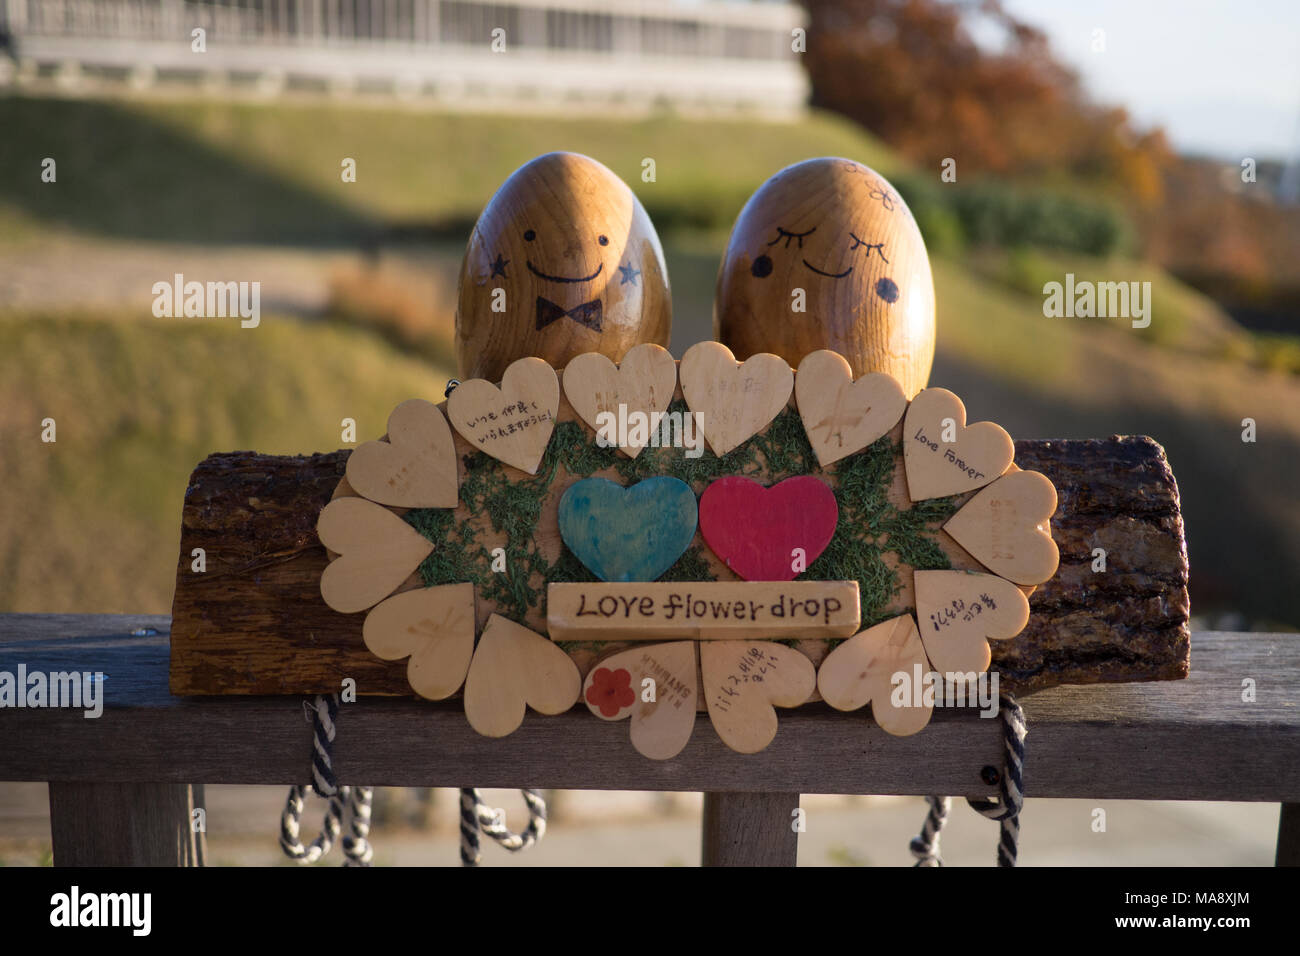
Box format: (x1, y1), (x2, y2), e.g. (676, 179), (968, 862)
(849, 231), (890, 263)
(767, 226), (817, 249)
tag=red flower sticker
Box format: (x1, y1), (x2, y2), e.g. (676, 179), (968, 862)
(586, 667), (635, 718)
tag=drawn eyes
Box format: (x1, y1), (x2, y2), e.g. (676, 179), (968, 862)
(755, 228), (888, 276)
(765, 227), (886, 259)
(523, 229), (610, 247)
(767, 226), (816, 249)
(849, 232), (890, 263)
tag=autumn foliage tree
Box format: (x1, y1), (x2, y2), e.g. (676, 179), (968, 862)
(804, 0), (1172, 204)
(802, 0), (1300, 305)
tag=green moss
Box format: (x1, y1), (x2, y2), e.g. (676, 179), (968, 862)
(749, 407), (817, 476)
(663, 443), (758, 488)
(547, 546), (599, 585)
(804, 532), (896, 626)
(405, 507), (486, 588)
(613, 399), (761, 488)
(405, 403), (951, 631)
(549, 420), (620, 477)
(879, 503), (957, 570)
(659, 545), (718, 583)
(555, 640), (594, 654)
(797, 436), (954, 626)
(832, 435), (896, 528)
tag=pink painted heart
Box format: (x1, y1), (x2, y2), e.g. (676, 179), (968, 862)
(698, 475), (838, 581)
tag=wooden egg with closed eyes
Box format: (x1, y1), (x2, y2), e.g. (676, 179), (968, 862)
(714, 158), (935, 398)
(456, 151), (671, 383)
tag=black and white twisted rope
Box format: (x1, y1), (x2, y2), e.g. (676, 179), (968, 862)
(341, 786), (375, 866)
(908, 795), (950, 867)
(458, 788), (481, 866)
(965, 694), (1026, 867)
(279, 694), (376, 866)
(909, 694), (1027, 867)
(307, 694), (340, 798)
(280, 783), (344, 864)
(458, 787), (548, 867)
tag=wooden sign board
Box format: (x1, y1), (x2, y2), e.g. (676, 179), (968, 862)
(169, 368), (1190, 698)
(547, 581), (861, 641)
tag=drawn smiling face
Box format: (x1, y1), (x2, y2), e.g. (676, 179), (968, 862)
(525, 229), (608, 283)
(750, 226), (890, 281)
(456, 152), (671, 382)
(714, 157), (936, 399)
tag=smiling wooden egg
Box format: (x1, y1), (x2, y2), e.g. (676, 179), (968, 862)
(714, 158), (935, 398)
(456, 152), (671, 382)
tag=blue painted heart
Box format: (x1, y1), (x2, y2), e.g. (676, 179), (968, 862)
(557, 476), (698, 582)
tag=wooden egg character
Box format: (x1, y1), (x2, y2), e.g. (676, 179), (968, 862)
(714, 158), (935, 398)
(456, 151), (671, 383)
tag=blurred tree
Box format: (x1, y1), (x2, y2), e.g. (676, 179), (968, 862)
(804, 0), (1173, 203)
(802, 0), (1300, 318)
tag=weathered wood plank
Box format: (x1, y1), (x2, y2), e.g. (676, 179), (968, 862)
(702, 792), (800, 866)
(48, 782), (206, 866)
(1, 618), (1292, 801)
(1006, 437), (1191, 692)
(167, 430), (1190, 697)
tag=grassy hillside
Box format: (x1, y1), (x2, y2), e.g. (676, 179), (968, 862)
(963, 248), (1255, 357)
(0, 313), (453, 612)
(0, 96), (900, 244)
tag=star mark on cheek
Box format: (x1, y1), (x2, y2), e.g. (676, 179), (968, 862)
(489, 253), (509, 279)
(617, 262), (641, 286)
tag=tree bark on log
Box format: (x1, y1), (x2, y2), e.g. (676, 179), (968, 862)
(169, 435), (1189, 697)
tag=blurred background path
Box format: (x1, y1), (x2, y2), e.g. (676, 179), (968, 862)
(0, 784), (1282, 866)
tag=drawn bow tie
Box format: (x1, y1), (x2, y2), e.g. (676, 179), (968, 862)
(535, 296), (603, 332)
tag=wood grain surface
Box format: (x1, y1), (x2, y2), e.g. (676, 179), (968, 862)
(547, 581), (860, 640)
(48, 782), (206, 867)
(582, 641), (699, 761)
(167, 368), (1190, 697)
(702, 792), (800, 866)
(455, 151), (671, 383)
(714, 158), (936, 399)
(0, 619), (1290, 801)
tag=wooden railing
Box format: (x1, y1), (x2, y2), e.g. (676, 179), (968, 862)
(2, 614), (1298, 866)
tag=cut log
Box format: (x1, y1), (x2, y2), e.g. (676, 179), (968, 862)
(169, 428), (1188, 698)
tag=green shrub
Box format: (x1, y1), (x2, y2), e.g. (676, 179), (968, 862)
(641, 181), (755, 235)
(1255, 334), (1300, 375)
(893, 175), (1133, 258)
